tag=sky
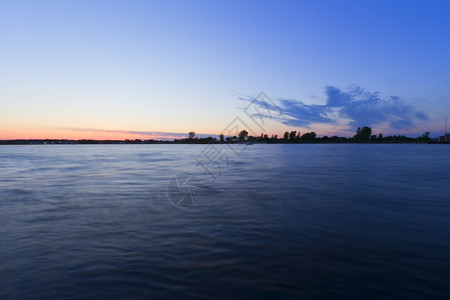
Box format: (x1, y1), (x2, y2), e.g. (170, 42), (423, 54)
(1, 0), (449, 140)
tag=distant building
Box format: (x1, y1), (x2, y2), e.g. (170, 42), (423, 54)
(438, 134), (450, 142)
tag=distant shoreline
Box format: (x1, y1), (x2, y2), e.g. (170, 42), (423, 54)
(3, 126), (445, 145)
(0, 139), (447, 145)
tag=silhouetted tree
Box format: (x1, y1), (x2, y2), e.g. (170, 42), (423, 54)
(417, 131), (431, 142)
(219, 134), (224, 143)
(300, 132), (317, 142)
(289, 131), (297, 141)
(189, 131), (195, 139)
(238, 130), (248, 142)
(283, 131), (289, 141)
(354, 126), (372, 141)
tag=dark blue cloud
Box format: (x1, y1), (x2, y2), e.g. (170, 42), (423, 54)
(276, 99), (334, 126)
(244, 85), (427, 130)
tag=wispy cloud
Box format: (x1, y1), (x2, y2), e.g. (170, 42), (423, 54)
(243, 85), (428, 131)
(58, 127), (189, 140)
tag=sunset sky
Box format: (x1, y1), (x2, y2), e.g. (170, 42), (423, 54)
(1, 0), (449, 140)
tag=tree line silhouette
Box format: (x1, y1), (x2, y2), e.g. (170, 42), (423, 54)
(0, 126), (434, 145)
(172, 127), (432, 144)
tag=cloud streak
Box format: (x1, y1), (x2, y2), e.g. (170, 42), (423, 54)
(57, 127), (190, 140)
(244, 85), (428, 131)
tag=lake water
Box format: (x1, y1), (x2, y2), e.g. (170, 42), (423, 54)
(1, 144), (449, 299)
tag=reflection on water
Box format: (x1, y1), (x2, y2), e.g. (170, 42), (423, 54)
(1, 144), (449, 299)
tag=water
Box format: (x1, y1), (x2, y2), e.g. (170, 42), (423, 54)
(0, 144), (449, 299)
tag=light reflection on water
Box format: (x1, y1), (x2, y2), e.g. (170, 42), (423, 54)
(0, 144), (449, 299)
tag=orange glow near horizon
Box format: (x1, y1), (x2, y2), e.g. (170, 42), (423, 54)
(0, 128), (187, 141)
(0, 122), (442, 141)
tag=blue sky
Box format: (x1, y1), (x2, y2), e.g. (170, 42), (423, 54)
(1, 0), (449, 139)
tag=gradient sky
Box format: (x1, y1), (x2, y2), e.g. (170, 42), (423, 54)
(1, 0), (449, 140)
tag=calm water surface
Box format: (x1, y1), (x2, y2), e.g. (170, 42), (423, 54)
(0, 144), (449, 299)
